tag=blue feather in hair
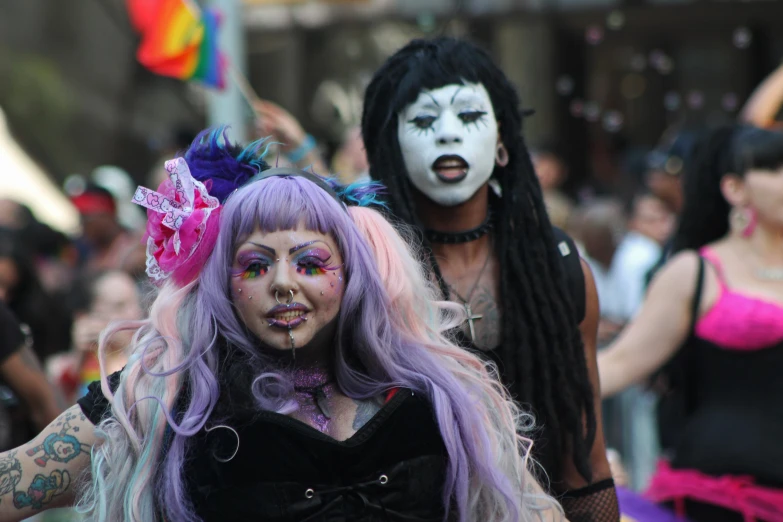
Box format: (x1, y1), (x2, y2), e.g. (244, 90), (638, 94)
(335, 180), (388, 208)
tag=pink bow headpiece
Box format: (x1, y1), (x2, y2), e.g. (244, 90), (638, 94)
(132, 158), (221, 286)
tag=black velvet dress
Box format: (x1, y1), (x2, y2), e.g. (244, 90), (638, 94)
(78, 375), (450, 522)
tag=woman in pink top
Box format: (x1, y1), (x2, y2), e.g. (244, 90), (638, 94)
(599, 125), (783, 522)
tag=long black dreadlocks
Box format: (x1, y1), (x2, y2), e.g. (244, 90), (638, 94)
(673, 124), (783, 254)
(361, 37), (596, 483)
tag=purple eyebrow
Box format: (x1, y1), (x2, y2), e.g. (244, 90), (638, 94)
(289, 240), (322, 255)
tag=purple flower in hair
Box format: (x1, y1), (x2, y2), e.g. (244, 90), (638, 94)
(183, 127), (272, 203)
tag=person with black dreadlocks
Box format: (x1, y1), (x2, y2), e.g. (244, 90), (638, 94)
(362, 37), (618, 521)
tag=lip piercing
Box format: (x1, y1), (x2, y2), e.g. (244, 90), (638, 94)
(248, 296), (253, 300)
(275, 289), (294, 305)
(320, 291), (324, 295)
(238, 288), (242, 293)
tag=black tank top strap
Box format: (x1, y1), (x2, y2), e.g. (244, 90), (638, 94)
(655, 254), (705, 453)
(687, 255), (706, 335)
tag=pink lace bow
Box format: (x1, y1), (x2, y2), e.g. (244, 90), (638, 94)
(132, 157), (221, 286)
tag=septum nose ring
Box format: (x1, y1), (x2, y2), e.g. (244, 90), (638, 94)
(275, 289), (294, 305)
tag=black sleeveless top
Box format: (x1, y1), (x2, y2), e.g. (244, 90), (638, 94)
(659, 257), (783, 487)
(78, 375), (449, 521)
(456, 226), (586, 481)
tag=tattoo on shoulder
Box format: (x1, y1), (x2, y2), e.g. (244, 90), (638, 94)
(27, 410), (90, 467)
(352, 398), (382, 431)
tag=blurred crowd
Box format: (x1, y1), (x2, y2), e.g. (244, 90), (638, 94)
(0, 91), (687, 480)
(1, 50), (782, 522)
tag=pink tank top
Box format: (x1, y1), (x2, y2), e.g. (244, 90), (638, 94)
(695, 247), (783, 350)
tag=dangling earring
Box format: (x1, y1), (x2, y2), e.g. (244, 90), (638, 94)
(495, 142), (509, 167)
(730, 206), (757, 237)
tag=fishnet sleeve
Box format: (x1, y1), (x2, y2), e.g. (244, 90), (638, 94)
(559, 478), (620, 522)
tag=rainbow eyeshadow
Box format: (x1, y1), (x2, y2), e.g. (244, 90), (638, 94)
(294, 248), (338, 276)
(241, 263), (268, 279)
(233, 252), (270, 279)
(296, 265), (329, 276)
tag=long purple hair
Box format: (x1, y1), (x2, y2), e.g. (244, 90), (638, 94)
(80, 173), (559, 521)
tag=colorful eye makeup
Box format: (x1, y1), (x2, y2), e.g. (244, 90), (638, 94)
(233, 252), (270, 279)
(232, 247), (338, 279)
(241, 262), (268, 279)
(297, 264), (328, 276)
(295, 249), (338, 276)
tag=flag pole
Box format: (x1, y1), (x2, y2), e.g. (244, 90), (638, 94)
(205, 0), (248, 142)
(227, 62), (260, 108)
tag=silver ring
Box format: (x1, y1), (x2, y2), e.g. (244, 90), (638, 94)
(205, 425), (240, 463)
(274, 289), (294, 304)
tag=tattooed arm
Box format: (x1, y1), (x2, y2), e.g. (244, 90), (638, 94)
(0, 344), (65, 430)
(0, 405), (95, 521)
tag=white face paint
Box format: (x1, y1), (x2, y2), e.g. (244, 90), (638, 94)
(398, 82), (499, 207)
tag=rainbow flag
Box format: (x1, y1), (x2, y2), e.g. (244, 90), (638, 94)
(78, 351), (102, 399)
(127, 0), (225, 89)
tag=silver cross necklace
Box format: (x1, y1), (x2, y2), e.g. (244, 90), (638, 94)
(446, 250), (492, 342)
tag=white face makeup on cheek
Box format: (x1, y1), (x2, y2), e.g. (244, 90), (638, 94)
(230, 226), (345, 355)
(397, 82), (499, 207)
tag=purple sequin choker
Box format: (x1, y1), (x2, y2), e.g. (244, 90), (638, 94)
(291, 366), (335, 433)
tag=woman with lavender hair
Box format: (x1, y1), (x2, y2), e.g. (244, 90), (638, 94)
(0, 129), (566, 522)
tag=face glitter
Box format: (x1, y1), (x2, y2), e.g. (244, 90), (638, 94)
(231, 226), (344, 354)
(291, 366), (335, 433)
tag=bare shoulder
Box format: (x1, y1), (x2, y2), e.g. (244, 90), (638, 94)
(648, 250), (702, 299)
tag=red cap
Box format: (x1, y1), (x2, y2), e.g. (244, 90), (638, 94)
(70, 192), (116, 216)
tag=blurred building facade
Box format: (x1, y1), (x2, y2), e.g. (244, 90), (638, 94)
(1, 0), (782, 194)
(244, 0), (783, 193)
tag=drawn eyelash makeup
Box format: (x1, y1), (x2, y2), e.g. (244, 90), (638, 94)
(231, 248), (339, 280)
(294, 249), (338, 276)
(232, 253), (271, 279)
(241, 262), (268, 279)
(297, 264), (329, 276)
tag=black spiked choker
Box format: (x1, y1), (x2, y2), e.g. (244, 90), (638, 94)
(424, 213), (494, 244)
